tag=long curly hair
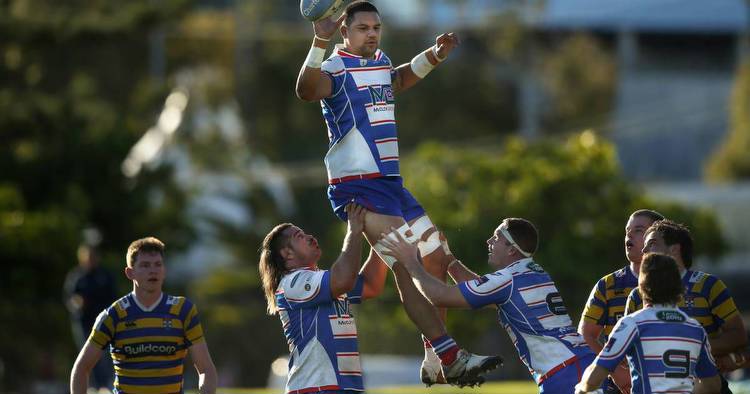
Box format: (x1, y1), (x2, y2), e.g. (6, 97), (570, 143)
(259, 223), (293, 315)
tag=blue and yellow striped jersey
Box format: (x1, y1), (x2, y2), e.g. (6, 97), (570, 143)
(624, 270), (739, 336)
(582, 266), (638, 337)
(89, 292), (204, 394)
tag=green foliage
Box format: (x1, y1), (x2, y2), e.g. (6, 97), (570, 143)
(540, 34), (616, 134)
(0, 0), (194, 389)
(706, 60), (750, 181)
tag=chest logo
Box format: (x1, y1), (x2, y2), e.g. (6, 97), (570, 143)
(368, 85), (395, 105)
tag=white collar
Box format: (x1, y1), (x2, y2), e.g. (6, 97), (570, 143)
(133, 292), (163, 312)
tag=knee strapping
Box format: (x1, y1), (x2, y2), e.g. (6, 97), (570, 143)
(410, 216), (442, 257)
(373, 223), (415, 268)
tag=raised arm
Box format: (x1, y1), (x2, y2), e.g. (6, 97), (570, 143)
(295, 15), (345, 101)
(438, 232), (480, 283)
(359, 248), (387, 299)
(190, 341), (218, 394)
(329, 203), (367, 297)
(392, 33), (460, 94)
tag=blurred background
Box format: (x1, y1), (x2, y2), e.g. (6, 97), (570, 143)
(2, 0), (750, 392)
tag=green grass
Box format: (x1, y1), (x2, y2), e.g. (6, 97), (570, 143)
(212, 381), (537, 394)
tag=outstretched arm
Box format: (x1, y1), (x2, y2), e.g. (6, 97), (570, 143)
(295, 15), (345, 101)
(392, 33), (460, 94)
(329, 203), (368, 297)
(378, 229), (470, 308)
(438, 232), (479, 283)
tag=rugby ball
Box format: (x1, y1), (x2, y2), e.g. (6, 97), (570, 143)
(300, 0), (346, 22)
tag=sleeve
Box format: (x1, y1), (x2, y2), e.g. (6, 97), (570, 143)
(280, 270), (333, 310)
(595, 316), (639, 371)
(624, 288), (642, 316)
(694, 331), (719, 379)
(582, 277), (608, 325)
(706, 276), (739, 323)
(321, 57), (346, 97)
(182, 299), (205, 345)
(458, 271), (513, 309)
(345, 275), (365, 305)
(88, 308), (115, 349)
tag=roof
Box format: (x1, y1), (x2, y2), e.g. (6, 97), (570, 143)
(531, 0), (750, 33)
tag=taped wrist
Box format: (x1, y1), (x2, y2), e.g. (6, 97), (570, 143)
(410, 50), (435, 79)
(304, 45), (326, 69)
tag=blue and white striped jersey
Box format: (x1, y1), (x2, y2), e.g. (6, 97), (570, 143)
(457, 258), (594, 383)
(595, 305), (717, 394)
(320, 45), (400, 184)
(275, 268), (365, 394)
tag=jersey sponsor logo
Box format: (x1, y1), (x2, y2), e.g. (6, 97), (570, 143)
(474, 275), (490, 286)
(124, 320), (137, 329)
(333, 298), (352, 317)
(368, 85), (394, 105)
(304, 283), (311, 291)
(166, 295), (179, 305)
(656, 310), (686, 322)
(526, 262), (544, 273)
(615, 320), (628, 333)
(118, 297), (131, 309)
(122, 343), (178, 356)
(689, 271), (705, 283)
(163, 318), (173, 328)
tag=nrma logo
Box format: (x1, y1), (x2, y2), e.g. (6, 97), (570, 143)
(368, 85), (394, 105)
(123, 343), (177, 356)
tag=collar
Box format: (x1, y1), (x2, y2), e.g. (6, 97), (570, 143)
(132, 292), (163, 312)
(335, 44), (381, 60)
(506, 257), (535, 272)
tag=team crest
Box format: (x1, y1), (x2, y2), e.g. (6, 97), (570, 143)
(526, 262), (544, 273)
(360, 59), (368, 66)
(166, 295), (179, 305)
(118, 297), (131, 309)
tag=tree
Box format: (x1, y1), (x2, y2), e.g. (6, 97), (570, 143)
(706, 60), (750, 181)
(0, 1), (193, 389)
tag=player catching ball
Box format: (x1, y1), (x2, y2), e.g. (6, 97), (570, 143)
(295, 0), (501, 387)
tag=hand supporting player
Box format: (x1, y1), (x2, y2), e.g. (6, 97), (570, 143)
(377, 227), (421, 275)
(313, 13), (346, 41)
(345, 202), (367, 236)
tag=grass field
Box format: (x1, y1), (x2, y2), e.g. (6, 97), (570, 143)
(213, 381), (538, 394)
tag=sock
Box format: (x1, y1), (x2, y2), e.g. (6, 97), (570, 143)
(430, 334), (460, 366)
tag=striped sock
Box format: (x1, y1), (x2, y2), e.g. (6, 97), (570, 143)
(430, 335), (460, 365)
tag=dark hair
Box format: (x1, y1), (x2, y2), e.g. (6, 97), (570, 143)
(639, 253), (683, 305)
(645, 220), (693, 268)
(344, 1), (379, 26)
(126, 237), (165, 267)
(630, 209), (665, 223)
(259, 223), (293, 315)
(503, 218), (538, 256)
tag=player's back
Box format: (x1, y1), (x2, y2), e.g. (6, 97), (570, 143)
(615, 307), (713, 393)
(493, 259), (593, 381)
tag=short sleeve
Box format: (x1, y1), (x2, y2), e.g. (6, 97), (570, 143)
(280, 270), (332, 309)
(595, 315), (638, 371)
(624, 288), (642, 316)
(182, 300), (205, 345)
(321, 57), (346, 97)
(88, 309), (115, 349)
(582, 278), (608, 325)
(458, 271), (513, 308)
(706, 276), (739, 323)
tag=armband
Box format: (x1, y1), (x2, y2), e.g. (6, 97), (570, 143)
(410, 50), (435, 79)
(304, 45), (326, 69)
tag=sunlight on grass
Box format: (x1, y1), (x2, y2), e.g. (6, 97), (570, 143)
(211, 381), (538, 394)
